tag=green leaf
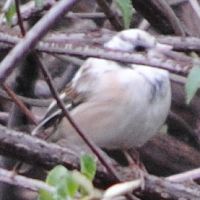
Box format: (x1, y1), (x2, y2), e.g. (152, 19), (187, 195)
(38, 165), (78, 200)
(62, 172), (78, 198)
(46, 165), (68, 186)
(80, 154), (96, 181)
(5, 3), (16, 25)
(116, 0), (133, 29)
(72, 170), (94, 195)
(185, 65), (200, 104)
(38, 188), (55, 200)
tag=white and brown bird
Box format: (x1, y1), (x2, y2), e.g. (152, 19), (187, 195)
(32, 29), (171, 151)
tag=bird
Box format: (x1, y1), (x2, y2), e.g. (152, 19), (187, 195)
(32, 29), (171, 151)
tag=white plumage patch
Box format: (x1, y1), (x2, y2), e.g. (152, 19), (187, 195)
(33, 29), (171, 149)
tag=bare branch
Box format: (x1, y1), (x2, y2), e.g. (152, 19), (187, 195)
(0, 167), (54, 193)
(2, 84), (38, 125)
(96, 0), (122, 31)
(0, 124), (80, 169)
(14, 0), (26, 36)
(0, 31), (198, 75)
(0, 88), (51, 107)
(0, 0), (80, 83)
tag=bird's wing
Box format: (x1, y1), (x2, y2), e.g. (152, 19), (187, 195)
(31, 59), (100, 136)
(31, 84), (87, 136)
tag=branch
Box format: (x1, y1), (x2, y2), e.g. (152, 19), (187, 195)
(167, 167), (200, 182)
(0, 123), (137, 187)
(139, 135), (200, 175)
(143, 174), (200, 199)
(158, 35), (200, 52)
(0, 88), (51, 107)
(0, 124), (200, 199)
(132, 0), (185, 35)
(0, 167), (54, 193)
(96, 0), (122, 31)
(2, 84), (37, 125)
(0, 31), (197, 75)
(0, 124), (79, 169)
(0, 0), (80, 83)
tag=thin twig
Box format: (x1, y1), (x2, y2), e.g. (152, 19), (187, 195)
(2, 84), (38, 125)
(7, 0), (57, 26)
(15, 0), (26, 36)
(36, 54), (121, 182)
(156, 0), (185, 36)
(66, 12), (105, 19)
(96, 0), (122, 31)
(0, 88), (50, 107)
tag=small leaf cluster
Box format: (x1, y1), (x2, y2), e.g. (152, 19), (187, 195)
(38, 154), (100, 200)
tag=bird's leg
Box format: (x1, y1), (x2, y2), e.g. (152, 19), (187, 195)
(124, 149), (146, 190)
(125, 149), (146, 172)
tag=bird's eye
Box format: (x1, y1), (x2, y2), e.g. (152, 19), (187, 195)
(134, 45), (146, 52)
